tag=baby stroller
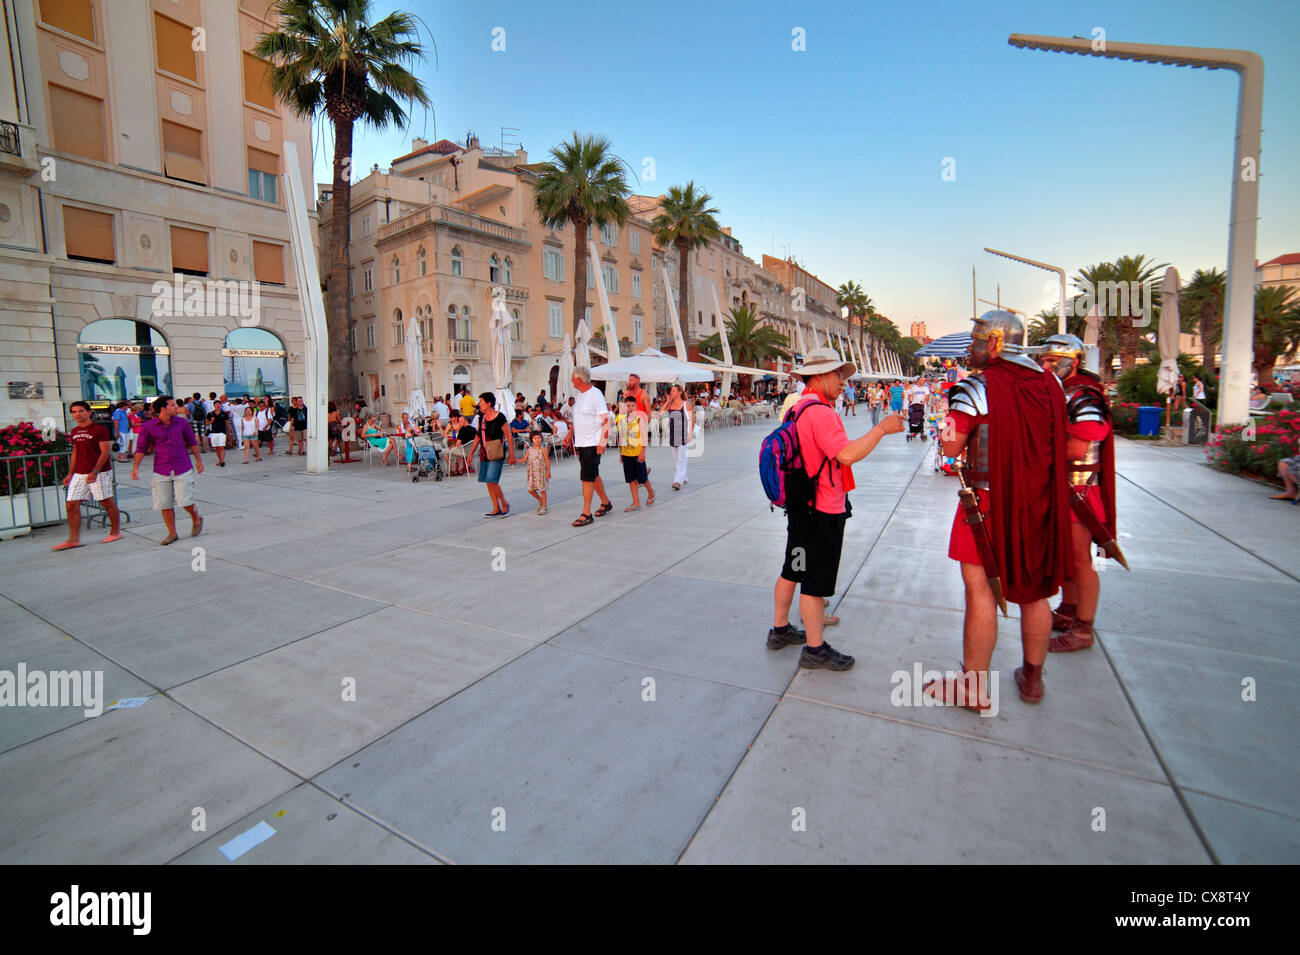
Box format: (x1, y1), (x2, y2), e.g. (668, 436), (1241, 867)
(928, 413), (960, 475)
(410, 434), (442, 482)
(906, 402), (926, 441)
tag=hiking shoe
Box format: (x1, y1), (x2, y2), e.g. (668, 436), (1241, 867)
(766, 623), (806, 650)
(799, 642), (855, 670)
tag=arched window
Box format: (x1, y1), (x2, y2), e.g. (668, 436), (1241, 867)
(510, 307), (522, 342)
(453, 364), (470, 385)
(459, 305), (472, 341)
(78, 319), (172, 401)
(447, 305), (458, 342)
(450, 245), (462, 277)
(489, 254), (500, 283)
(417, 246), (427, 277)
(392, 255), (401, 284)
(502, 257), (512, 285)
(222, 327), (287, 400)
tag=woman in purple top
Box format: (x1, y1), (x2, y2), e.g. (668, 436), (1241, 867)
(131, 395), (204, 545)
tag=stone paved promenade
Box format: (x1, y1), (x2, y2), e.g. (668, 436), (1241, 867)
(1, 415), (1295, 864)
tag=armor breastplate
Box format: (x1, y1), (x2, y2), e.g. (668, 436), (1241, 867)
(948, 376), (990, 490)
(1069, 441), (1102, 486)
(1064, 379), (1108, 487)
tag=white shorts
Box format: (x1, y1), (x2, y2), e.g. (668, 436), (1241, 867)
(67, 471), (113, 503)
(209, 433), (227, 448)
(119, 433), (135, 452)
(151, 470), (196, 510)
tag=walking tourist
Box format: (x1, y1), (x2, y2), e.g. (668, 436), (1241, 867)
(1038, 334), (1117, 653)
(889, 380), (904, 414)
(618, 396), (654, 511)
(240, 404), (262, 462)
(53, 400), (122, 550)
(206, 400), (230, 467)
(569, 365), (613, 527)
(291, 396), (308, 455)
(111, 400), (132, 462)
(664, 384), (693, 490)
(472, 392), (515, 518)
(132, 395), (203, 546)
(932, 311), (1071, 710)
(525, 429), (551, 515)
(768, 347), (904, 670)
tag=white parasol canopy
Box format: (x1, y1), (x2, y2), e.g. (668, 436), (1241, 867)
(1083, 299), (1102, 374)
(574, 317), (592, 369)
(404, 312), (427, 420)
(1156, 266), (1181, 396)
(557, 332), (575, 404)
(590, 346), (714, 383)
(489, 302), (513, 414)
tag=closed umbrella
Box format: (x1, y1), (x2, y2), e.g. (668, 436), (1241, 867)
(404, 312), (427, 420)
(574, 317), (592, 369)
(1083, 300), (1102, 374)
(489, 303), (513, 414)
(557, 333), (574, 404)
(1156, 266), (1181, 427)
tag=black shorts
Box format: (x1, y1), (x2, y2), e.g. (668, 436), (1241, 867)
(577, 445), (601, 482)
(621, 456), (649, 484)
(258, 429), (273, 442)
(781, 506), (847, 599)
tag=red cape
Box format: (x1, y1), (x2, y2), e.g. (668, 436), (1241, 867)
(984, 359), (1072, 603)
(1063, 372), (1117, 539)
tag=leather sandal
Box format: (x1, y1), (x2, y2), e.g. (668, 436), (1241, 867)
(572, 513), (594, 527)
(595, 502), (613, 517)
(1014, 664), (1045, 704)
(921, 669), (993, 712)
(1049, 623), (1094, 653)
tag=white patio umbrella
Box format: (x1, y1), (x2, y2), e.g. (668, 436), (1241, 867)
(589, 346), (714, 383)
(488, 303), (513, 414)
(556, 332), (575, 403)
(1156, 266), (1182, 426)
(404, 312), (427, 420)
(1083, 299), (1102, 374)
(574, 317), (592, 369)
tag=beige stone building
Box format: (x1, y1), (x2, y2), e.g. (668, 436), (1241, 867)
(324, 136), (662, 418)
(0, 0), (316, 429)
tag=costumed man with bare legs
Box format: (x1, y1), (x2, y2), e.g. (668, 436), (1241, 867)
(1038, 333), (1125, 652)
(925, 311), (1072, 710)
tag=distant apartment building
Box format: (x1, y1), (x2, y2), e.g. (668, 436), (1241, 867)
(323, 136), (660, 416)
(910, 320), (927, 340)
(0, 0), (316, 428)
(760, 255), (849, 351)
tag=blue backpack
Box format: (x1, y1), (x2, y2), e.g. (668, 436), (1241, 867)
(759, 399), (837, 512)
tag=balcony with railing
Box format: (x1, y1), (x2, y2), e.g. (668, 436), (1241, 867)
(449, 339), (478, 359)
(377, 202), (528, 246)
(0, 121), (40, 175)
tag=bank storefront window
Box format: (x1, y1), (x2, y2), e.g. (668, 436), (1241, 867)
(78, 319), (172, 401)
(223, 328), (288, 399)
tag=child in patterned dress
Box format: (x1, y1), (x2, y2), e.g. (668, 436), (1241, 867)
(525, 429), (551, 515)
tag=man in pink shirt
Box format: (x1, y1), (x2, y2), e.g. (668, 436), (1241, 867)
(132, 395), (204, 545)
(768, 348), (904, 669)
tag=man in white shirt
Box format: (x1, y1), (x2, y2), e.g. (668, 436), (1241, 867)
(562, 397), (575, 422)
(432, 396), (450, 422)
(569, 365), (613, 526)
(226, 396), (246, 449)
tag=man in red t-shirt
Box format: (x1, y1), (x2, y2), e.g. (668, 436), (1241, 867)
(54, 400), (122, 550)
(768, 348), (904, 670)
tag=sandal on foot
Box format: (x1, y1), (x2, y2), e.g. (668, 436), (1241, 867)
(1049, 625), (1094, 653)
(672, 483), (681, 491)
(1014, 665), (1045, 704)
(595, 502), (613, 517)
(625, 505), (641, 512)
(100, 532), (123, 543)
(921, 672), (992, 712)
(645, 495), (655, 506)
(822, 614), (840, 627)
(51, 541), (83, 551)
(572, 513), (594, 527)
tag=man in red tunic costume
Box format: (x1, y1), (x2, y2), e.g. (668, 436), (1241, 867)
(926, 311), (1072, 709)
(1038, 334), (1116, 652)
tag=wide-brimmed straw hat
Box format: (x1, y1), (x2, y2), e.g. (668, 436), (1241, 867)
(794, 347), (856, 381)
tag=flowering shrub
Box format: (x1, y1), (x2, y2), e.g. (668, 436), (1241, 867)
(1111, 402), (1142, 436)
(0, 422), (70, 495)
(1205, 408), (1300, 482)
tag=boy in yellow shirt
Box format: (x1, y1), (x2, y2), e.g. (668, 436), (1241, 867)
(617, 397), (654, 511)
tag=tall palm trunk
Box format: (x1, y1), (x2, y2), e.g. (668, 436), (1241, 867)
(1200, 307), (1215, 371)
(675, 238), (691, 354)
(573, 217), (589, 340)
(327, 116), (356, 407)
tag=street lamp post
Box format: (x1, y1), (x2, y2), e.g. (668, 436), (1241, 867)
(984, 247), (1067, 337)
(1007, 33), (1263, 426)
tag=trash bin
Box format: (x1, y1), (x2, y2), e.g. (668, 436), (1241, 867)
(1137, 406), (1162, 436)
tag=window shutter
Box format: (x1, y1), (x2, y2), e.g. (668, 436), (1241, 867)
(253, 241), (285, 285)
(154, 13), (198, 81)
(162, 121), (206, 184)
(48, 85), (105, 161)
(40, 0), (95, 41)
(63, 206), (114, 262)
(242, 53), (276, 110)
(170, 225), (209, 274)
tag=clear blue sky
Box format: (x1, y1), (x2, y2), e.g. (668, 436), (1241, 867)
(316, 0), (1300, 338)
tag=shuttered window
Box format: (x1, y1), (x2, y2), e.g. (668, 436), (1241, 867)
(242, 53), (276, 110)
(161, 121), (206, 185)
(39, 0), (95, 42)
(253, 241), (285, 286)
(154, 13), (197, 81)
(63, 207), (113, 263)
(48, 85), (105, 161)
(170, 226), (208, 275)
(248, 148), (278, 203)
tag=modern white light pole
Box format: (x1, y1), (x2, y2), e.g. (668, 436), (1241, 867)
(1008, 33), (1263, 425)
(984, 247), (1067, 336)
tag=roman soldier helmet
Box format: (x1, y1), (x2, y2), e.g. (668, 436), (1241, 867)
(1039, 333), (1086, 379)
(970, 310), (1040, 371)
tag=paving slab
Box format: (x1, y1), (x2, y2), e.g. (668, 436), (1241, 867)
(170, 783), (440, 865)
(680, 698), (1209, 864)
(1180, 792), (1300, 865)
(314, 644), (774, 864)
(0, 696), (297, 864)
(170, 606), (534, 777)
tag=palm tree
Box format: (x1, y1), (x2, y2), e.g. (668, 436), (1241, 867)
(651, 182), (722, 353)
(1109, 254), (1167, 372)
(1234, 286), (1300, 386)
(533, 133), (632, 340)
(698, 306), (790, 394)
(255, 0), (431, 406)
(1181, 267), (1226, 371)
(1027, 310), (1058, 346)
(836, 280), (864, 345)
(1072, 262), (1122, 380)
